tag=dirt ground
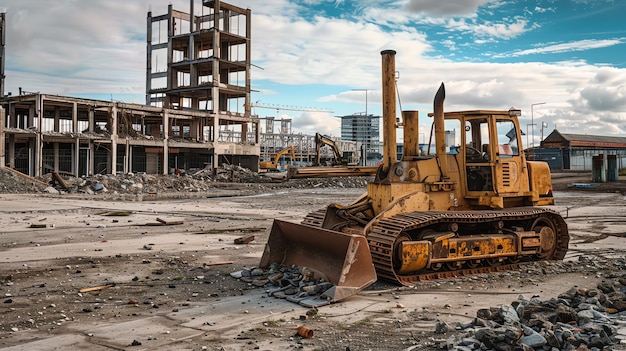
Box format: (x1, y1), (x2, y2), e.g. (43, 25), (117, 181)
(1, 173), (626, 351)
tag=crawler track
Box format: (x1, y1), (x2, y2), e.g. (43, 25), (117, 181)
(303, 207), (569, 286)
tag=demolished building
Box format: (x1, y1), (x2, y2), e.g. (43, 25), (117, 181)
(0, 1), (259, 177)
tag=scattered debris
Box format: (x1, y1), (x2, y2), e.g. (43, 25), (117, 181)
(29, 223), (47, 229)
(234, 235), (255, 244)
(204, 261), (234, 267)
(231, 263), (336, 307)
(156, 217), (184, 225)
(567, 183), (599, 189)
(199, 227), (265, 235)
(99, 211), (132, 216)
(296, 325), (314, 338)
(79, 283), (115, 293)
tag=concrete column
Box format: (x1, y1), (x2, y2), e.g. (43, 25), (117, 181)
(212, 40), (220, 169)
(34, 95), (43, 176)
(28, 105), (35, 129)
(89, 141), (94, 176)
(128, 143), (133, 173)
(73, 102), (79, 176)
(125, 139), (130, 173)
(189, 0), (197, 89)
(8, 133), (14, 168)
(241, 122), (248, 143)
(166, 5), (173, 96)
(54, 106), (60, 132)
(0, 107), (4, 167)
(191, 119), (199, 141)
(146, 11), (153, 105)
(163, 109), (169, 174)
(53, 143), (59, 172)
(88, 107), (94, 133)
(72, 102), (78, 133)
(245, 8), (252, 117)
(8, 102), (15, 128)
(74, 138), (79, 177)
(111, 105), (118, 175)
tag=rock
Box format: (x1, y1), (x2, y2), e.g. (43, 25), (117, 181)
(520, 326), (547, 348)
(44, 186), (59, 194)
(499, 305), (520, 323)
(577, 309), (610, 325)
(474, 328), (499, 347)
(443, 278), (626, 351)
(555, 304), (577, 323)
(597, 282), (615, 294)
(477, 308), (492, 319)
(435, 321), (450, 334)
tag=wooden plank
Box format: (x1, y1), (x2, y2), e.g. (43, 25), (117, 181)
(234, 235), (255, 244)
(156, 217), (184, 225)
(204, 261), (234, 266)
(51, 172), (68, 189)
(79, 283), (115, 293)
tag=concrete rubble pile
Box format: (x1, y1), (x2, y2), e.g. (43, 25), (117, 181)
(212, 164), (274, 183)
(441, 277), (626, 350)
(231, 263), (336, 307)
(0, 168), (48, 194)
(0, 166), (373, 195)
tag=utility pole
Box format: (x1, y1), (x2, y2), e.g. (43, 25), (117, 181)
(531, 102), (546, 148)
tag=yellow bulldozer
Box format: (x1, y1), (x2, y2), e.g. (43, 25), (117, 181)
(259, 50), (569, 304)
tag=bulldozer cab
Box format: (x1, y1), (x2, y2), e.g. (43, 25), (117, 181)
(458, 110), (526, 202)
(437, 109), (527, 203)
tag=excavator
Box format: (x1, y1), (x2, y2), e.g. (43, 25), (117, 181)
(259, 50), (569, 303)
(259, 146), (296, 172)
(314, 133), (358, 166)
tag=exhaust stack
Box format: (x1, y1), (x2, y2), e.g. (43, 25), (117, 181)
(381, 50), (397, 173)
(433, 83), (448, 179)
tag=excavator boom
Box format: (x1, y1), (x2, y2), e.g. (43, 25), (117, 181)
(260, 146), (296, 170)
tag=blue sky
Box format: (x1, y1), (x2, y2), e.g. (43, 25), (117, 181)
(3, 0), (626, 147)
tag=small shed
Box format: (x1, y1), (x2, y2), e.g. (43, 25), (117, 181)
(537, 130), (626, 171)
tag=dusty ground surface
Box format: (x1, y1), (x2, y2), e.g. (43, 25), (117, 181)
(1, 171), (626, 350)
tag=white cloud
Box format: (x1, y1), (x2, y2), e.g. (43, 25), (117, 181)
(404, 0), (495, 17)
(290, 111), (340, 136)
(496, 38), (625, 58)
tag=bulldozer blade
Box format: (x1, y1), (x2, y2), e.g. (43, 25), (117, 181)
(260, 219), (377, 303)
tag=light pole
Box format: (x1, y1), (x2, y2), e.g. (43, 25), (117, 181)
(530, 102), (546, 148)
(352, 88), (373, 165)
(526, 123), (536, 150)
(541, 121), (549, 143)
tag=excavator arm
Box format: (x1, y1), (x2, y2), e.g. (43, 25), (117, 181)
(315, 133), (344, 166)
(260, 146), (295, 170)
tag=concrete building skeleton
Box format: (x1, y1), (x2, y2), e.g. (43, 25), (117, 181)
(0, 1), (260, 177)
